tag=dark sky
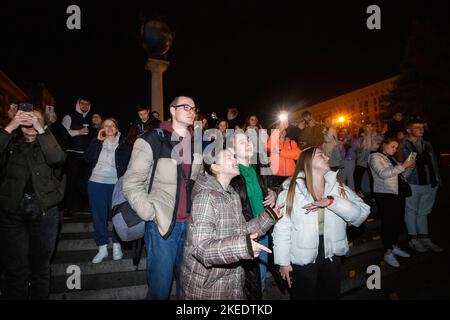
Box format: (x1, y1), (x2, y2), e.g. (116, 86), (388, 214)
(1, 0), (449, 127)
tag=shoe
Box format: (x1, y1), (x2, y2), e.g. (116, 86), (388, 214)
(392, 246), (411, 258)
(113, 243), (123, 261)
(384, 253), (400, 267)
(92, 245), (108, 263)
(409, 239), (428, 253)
(420, 238), (444, 253)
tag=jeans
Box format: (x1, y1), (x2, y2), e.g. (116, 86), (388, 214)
(258, 235), (269, 293)
(290, 236), (341, 300)
(144, 221), (188, 300)
(405, 185), (438, 235)
(354, 165), (374, 194)
(338, 160), (355, 190)
(88, 181), (119, 246)
(0, 194), (59, 299)
(374, 193), (405, 250)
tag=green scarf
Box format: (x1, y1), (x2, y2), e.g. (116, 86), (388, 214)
(239, 164), (264, 217)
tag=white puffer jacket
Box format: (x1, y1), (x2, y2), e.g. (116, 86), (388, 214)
(273, 170), (370, 266)
(368, 152), (406, 195)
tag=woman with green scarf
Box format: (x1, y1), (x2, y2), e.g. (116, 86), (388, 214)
(231, 132), (278, 299)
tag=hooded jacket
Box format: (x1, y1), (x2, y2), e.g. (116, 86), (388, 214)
(122, 121), (202, 238)
(266, 132), (301, 177)
(273, 171), (370, 267)
(62, 99), (91, 153)
(180, 172), (277, 300)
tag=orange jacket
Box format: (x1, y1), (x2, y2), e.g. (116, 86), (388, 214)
(266, 133), (301, 177)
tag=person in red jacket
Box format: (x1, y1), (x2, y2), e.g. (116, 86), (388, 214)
(267, 121), (301, 189)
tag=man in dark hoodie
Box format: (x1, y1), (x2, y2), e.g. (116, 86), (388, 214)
(126, 105), (160, 145)
(123, 96), (203, 300)
(62, 98), (92, 215)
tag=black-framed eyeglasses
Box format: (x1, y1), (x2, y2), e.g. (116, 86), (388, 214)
(172, 104), (198, 113)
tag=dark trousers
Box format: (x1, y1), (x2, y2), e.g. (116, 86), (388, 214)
(354, 165), (374, 194)
(0, 194), (59, 299)
(374, 193), (405, 250)
(64, 152), (90, 213)
(88, 181), (119, 246)
(291, 236), (341, 300)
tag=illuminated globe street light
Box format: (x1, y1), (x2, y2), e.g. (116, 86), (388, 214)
(140, 17), (174, 120)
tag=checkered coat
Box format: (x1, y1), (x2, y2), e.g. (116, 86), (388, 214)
(180, 172), (276, 300)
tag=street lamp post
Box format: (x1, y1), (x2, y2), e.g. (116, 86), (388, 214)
(141, 18), (174, 121)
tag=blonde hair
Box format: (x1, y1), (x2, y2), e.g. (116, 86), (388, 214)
(285, 146), (347, 216)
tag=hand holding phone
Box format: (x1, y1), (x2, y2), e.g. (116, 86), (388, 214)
(19, 103), (33, 113)
(97, 128), (106, 141)
(407, 152), (417, 162)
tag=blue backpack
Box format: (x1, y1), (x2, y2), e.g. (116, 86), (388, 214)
(111, 129), (164, 241)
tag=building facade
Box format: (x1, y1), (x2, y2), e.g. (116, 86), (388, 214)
(292, 76), (399, 132)
(0, 70), (55, 126)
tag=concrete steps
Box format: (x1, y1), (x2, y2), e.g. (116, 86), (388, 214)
(49, 205), (406, 300)
(50, 285), (148, 300)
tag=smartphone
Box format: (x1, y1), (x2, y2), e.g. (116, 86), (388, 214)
(19, 103), (33, 112)
(407, 152), (417, 161)
(46, 105), (55, 113)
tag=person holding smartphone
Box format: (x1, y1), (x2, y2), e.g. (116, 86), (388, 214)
(83, 118), (127, 263)
(0, 109), (66, 299)
(368, 137), (416, 267)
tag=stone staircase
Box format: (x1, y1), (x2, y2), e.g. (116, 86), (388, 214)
(50, 213), (147, 300)
(49, 202), (415, 300)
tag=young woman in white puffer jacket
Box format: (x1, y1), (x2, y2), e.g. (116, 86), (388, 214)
(273, 146), (370, 300)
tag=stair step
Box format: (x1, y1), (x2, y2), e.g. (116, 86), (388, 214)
(61, 222), (112, 234)
(49, 285), (148, 300)
(50, 270), (147, 294)
(59, 232), (113, 240)
(57, 238), (109, 251)
(51, 257), (146, 277)
(52, 248), (145, 264)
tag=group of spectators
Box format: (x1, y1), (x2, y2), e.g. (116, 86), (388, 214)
(0, 98), (443, 301)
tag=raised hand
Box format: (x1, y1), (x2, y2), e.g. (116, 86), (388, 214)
(28, 112), (45, 134)
(4, 111), (33, 133)
(302, 198), (330, 214)
(250, 233), (272, 258)
(279, 265), (293, 288)
(97, 128), (106, 141)
(263, 188), (277, 208)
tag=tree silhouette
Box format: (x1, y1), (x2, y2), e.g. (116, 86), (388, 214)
(382, 20), (450, 149)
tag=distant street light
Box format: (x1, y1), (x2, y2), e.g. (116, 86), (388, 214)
(278, 112), (288, 122)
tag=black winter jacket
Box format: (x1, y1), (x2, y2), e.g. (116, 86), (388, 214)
(0, 129), (66, 213)
(83, 134), (131, 179)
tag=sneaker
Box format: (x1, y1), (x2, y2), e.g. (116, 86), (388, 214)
(384, 253), (400, 267)
(420, 238), (444, 253)
(92, 245), (108, 263)
(392, 246), (411, 258)
(409, 239), (428, 253)
(113, 243), (123, 261)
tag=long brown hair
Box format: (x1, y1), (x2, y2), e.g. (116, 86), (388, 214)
(286, 146), (347, 216)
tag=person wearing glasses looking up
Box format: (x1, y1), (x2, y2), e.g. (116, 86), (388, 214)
(123, 96), (203, 300)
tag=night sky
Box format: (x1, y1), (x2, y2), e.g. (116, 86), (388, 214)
(1, 0), (449, 128)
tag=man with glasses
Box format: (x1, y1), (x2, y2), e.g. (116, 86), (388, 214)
(123, 96), (202, 299)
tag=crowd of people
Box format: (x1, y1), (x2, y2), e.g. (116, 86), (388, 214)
(0, 98), (444, 300)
